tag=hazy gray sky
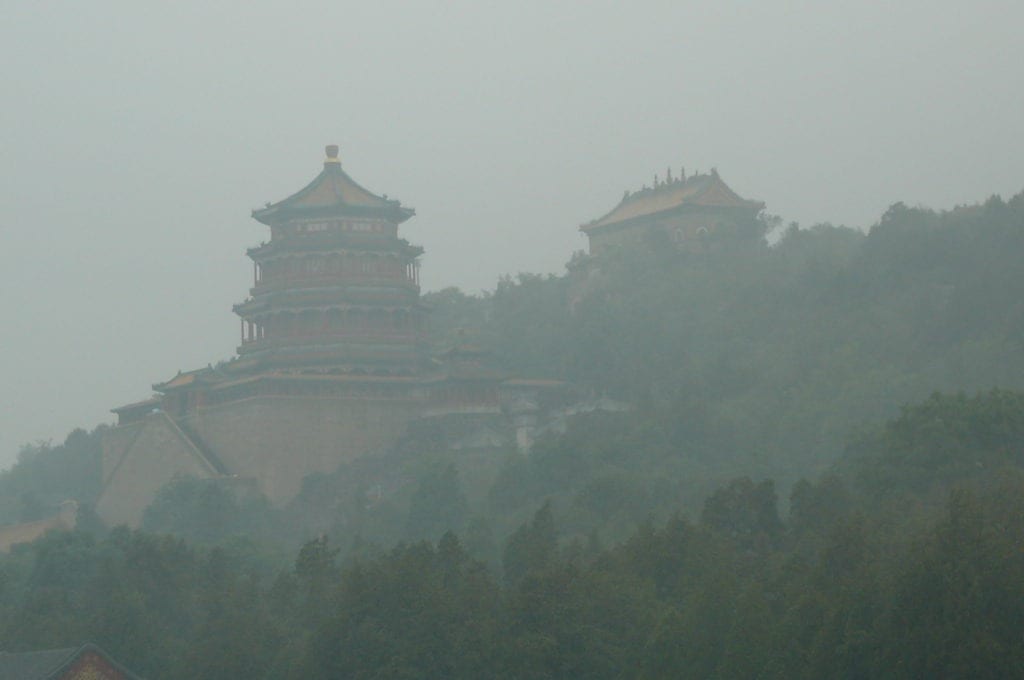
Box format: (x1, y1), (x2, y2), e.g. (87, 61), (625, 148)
(1, 1), (1022, 467)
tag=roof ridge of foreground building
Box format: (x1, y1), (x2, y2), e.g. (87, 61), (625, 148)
(0, 642), (143, 680)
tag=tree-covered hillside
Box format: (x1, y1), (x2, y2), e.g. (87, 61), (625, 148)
(1, 191), (1024, 675)
(1, 389), (1023, 678)
(476, 192), (1024, 480)
(0, 428), (104, 526)
(2, 191), (1023, 553)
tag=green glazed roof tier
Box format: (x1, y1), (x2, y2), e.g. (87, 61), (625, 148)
(252, 145), (414, 226)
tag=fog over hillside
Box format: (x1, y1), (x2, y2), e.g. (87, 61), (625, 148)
(2, 0), (1023, 466)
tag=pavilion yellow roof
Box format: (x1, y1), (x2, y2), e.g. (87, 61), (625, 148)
(154, 369), (202, 391)
(252, 145), (414, 225)
(581, 169), (763, 232)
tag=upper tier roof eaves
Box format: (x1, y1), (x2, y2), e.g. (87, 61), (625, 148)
(580, 171), (763, 233)
(246, 235), (424, 259)
(252, 157), (414, 226)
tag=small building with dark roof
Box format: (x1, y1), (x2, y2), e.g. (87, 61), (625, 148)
(0, 644), (141, 680)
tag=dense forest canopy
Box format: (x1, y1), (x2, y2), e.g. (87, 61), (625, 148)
(486, 193), (1024, 475)
(1, 191), (1023, 677)
(2, 388), (1023, 678)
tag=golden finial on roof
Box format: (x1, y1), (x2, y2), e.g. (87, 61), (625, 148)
(325, 144), (341, 165)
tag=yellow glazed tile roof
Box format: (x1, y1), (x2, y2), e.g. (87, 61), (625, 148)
(582, 171), (762, 232)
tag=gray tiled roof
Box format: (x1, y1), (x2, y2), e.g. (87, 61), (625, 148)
(0, 647), (76, 680)
(0, 644), (142, 680)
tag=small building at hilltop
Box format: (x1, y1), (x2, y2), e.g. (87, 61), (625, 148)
(97, 146), (573, 527)
(580, 167), (764, 255)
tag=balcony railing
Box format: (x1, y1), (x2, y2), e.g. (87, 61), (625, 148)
(251, 274), (419, 294)
(239, 330), (419, 351)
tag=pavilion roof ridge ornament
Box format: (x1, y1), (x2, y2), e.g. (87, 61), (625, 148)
(614, 167), (682, 204)
(324, 143), (341, 166)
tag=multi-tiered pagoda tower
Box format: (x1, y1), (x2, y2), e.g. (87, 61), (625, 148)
(97, 146), (570, 528)
(98, 148), (433, 522)
(234, 145), (424, 375)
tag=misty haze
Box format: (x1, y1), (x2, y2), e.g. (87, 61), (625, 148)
(1, 2), (1023, 678)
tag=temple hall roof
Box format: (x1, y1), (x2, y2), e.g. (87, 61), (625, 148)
(581, 168), (763, 232)
(153, 366), (210, 392)
(253, 145), (414, 225)
(0, 648), (78, 680)
(0, 644), (143, 680)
